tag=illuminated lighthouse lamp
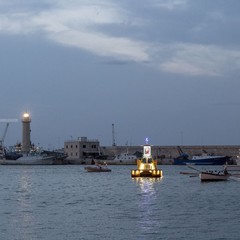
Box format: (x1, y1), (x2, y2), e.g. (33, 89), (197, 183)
(23, 112), (30, 118)
(131, 138), (162, 178)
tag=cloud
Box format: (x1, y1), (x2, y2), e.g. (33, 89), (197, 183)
(0, 0), (240, 77)
(151, 0), (188, 10)
(159, 43), (240, 76)
(0, 1), (150, 62)
(49, 29), (149, 61)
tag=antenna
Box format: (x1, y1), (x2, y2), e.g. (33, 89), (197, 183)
(112, 123), (116, 146)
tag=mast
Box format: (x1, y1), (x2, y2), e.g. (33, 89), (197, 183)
(112, 123), (116, 147)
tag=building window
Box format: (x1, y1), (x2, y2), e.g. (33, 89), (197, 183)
(83, 145), (86, 148)
(71, 145), (73, 148)
(66, 145), (68, 149)
(76, 145), (78, 148)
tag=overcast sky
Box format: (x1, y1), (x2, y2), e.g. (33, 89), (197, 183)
(1, 0), (240, 149)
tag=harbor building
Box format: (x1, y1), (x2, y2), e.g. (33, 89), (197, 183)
(22, 112), (31, 153)
(64, 137), (100, 164)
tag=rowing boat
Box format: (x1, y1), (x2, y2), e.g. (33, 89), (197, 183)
(199, 170), (230, 181)
(84, 165), (111, 172)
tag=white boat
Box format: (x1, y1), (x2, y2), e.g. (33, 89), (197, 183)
(84, 164), (111, 172)
(111, 152), (137, 164)
(199, 170), (230, 181)
(0, 152), (56, 165)
(97, 152), (138, 165)
(0, 150), (67, 165)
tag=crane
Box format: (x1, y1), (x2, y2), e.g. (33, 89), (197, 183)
(0, 119), (18, 148)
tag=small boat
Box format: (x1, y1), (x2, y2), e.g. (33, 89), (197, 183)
(199, 170), (230, 181)
(187, 165), (230, 181)
(224, 151), (240, 171)
(84, 164), (111, 172)
(131, 138), (162, 178)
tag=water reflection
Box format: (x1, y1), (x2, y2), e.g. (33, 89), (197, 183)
(132, 178), (162, 237)
(16, 172), (35, 239)
(132, 177), (161, 194)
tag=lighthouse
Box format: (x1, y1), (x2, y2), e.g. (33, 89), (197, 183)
(22, 112), (31, 153)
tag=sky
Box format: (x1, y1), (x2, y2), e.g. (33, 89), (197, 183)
(1, 0), (240, 149)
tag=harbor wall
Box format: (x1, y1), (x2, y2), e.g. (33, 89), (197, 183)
(100, 145), (240, 164)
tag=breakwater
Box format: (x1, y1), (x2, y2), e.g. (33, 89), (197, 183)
(101, 145), (240, 163)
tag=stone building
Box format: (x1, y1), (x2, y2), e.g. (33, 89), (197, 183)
(64, 137), (100, 163)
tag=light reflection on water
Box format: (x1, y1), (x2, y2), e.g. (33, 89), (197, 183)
(132, 177), (163, 238)
(17, 171), (35, 240)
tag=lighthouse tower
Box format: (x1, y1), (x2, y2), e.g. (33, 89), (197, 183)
(22, 112), (31, 153)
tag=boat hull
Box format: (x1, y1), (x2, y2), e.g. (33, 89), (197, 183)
(173, 156), (230, 165)
(224, 165), (240, 171)
(199, 172), (230, 181)
(84, 166), (111, 172)
(131, 169), (162, 178)
(0, 156), (55, 165)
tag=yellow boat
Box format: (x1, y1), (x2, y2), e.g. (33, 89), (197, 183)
(131, 139), (163, 178)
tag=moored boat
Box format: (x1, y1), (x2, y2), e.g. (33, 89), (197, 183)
(199, 170), (230, 181)
(0, 145), (67, 165)
(84, 164), (111, 172)
(99, 152), (138, 165)
(186, 165), (230, 181)
(174, 155), (231, 165)
(0, 151), (67, 165)
(173, 146), (231, 165)
(0, 155), (55, 165)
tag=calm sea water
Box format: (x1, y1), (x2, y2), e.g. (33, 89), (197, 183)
(0, 165), (239, 240)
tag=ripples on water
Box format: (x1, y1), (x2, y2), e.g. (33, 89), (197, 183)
(0, 165), (239, 240)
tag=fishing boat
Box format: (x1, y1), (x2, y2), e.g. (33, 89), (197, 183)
(0, 151), (67, 165)
(84, 163), (111, 172)
(0, 146), (67, 165)
(0, 153), (55, 165)
(173, 146), (231, 165)
(187, 165), (230, 181)
(131, 138), (162, 178)
(199, 170), (230, 181)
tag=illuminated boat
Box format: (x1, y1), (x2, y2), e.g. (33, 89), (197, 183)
(131, 139), (162, 178)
